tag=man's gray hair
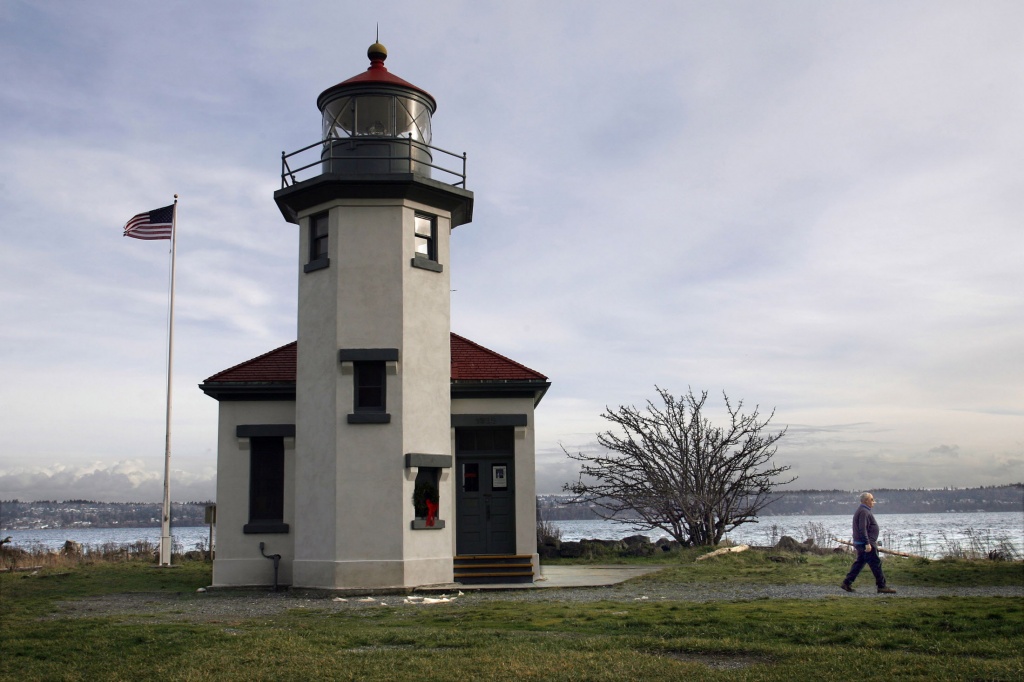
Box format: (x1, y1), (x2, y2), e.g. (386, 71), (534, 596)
(860, 492), (874, 503)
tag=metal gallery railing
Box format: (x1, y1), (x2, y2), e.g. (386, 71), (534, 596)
(280, 134), (467, 189)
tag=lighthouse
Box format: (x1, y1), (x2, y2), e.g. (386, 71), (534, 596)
(201, 43), (549, 591)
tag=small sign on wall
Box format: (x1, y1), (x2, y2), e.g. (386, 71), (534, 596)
(492, 464), (508, 490)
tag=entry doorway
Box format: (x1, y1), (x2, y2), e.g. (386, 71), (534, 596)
(455, 427), (515, 555)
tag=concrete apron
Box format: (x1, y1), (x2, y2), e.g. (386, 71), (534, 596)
(417, 564), (664, 592)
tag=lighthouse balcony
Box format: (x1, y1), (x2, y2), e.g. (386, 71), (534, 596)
(274, 136), (474, 228)
(281, 135), (467, 189)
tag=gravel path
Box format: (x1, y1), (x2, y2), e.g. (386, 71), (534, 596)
(51, 583), (1024, 624)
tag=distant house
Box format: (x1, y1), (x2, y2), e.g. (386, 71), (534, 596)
(198, 43), (549, 591)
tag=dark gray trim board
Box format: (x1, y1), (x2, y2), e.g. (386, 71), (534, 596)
(411, 520), (446, 530)
(339, 348), (400, 362)
(451, 379), (551, 406)
(451, 414), (528, 428)
(304, 257), (329, 273)
(405, 453), (453, 469)
(348, 412), (391, 424)
(236, 424), (296, 439)
(243, 522), (290, 534)
(202, 377), (551, 405)
(198, 382), (297, 402)
(411, 256), (443, 272)
(274, 173), (474, 228)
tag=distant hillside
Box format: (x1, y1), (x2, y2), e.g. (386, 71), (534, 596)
(0, 500), (211, 530)
(759, 485), (1023, 515)
(539, 484), (1023, 520)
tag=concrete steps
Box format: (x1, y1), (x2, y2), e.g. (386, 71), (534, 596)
(453, 554), (534, 584)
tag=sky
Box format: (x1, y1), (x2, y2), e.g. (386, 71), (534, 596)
(1, 1), (1022, 503)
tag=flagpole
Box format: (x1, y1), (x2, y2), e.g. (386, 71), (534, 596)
(159, 195), (178, 567)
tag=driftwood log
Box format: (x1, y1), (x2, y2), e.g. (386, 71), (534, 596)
(695, 544), (750, 561)
(832, 537), (929, 560)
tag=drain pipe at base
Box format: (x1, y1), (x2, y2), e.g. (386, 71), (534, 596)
(259, 542), (282, 592)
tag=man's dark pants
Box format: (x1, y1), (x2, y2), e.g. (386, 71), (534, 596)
(844, 544), (886, 588)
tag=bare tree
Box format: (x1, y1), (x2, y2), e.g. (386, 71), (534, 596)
(563, 387), (794, 546)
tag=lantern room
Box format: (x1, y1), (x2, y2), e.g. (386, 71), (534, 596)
(316, 42), (436, 177)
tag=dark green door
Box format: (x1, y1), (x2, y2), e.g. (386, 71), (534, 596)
(455, 428), (516, 555)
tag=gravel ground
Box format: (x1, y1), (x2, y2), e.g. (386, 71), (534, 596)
(50, 582), (1024, 624)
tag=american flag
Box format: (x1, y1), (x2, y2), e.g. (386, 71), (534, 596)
(123, 204), (174, 240)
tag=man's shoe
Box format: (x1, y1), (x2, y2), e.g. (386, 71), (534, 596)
(840, 583), (854, 592)
(877, 587), (896, 594)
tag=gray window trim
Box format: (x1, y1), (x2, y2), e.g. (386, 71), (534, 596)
(414, 212), (437, 262)
(243, 522), (290, 534)
(304, 257), (329, 273)
(236, 424), (296, 439)
(411, 519), (446, 530)
(451, 414), (528, 428)
(306, 211), (329, 272)
(411, 255), (443, 272)
(405, 453), (453, 468)
(246, 436), (287, 534)
(348, 412), (391, 424)
(338, 348), (400, 362)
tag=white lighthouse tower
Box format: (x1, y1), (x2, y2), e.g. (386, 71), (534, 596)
(275, 42), (473, 589)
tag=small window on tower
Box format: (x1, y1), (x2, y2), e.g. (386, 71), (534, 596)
(340, 349), (395, 424)
(412, 213), (442, 272)
(354, 361), (386, 412)
(305, 212), (329, 273)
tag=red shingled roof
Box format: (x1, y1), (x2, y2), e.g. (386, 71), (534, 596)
(449, 333), (547, 382)
(203, 334), (546, 384)
(204, 341), (297, 383)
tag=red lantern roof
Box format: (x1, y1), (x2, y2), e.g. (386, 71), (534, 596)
(317, 42), (437, 112)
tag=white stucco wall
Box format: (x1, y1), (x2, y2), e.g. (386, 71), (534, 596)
(399, 204), (454, 586)
(212, 400), (296, 588)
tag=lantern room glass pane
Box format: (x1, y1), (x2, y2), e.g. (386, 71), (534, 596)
(323, 97), (355, 139)
(396, 97), (432, 144)
(355, 96), (393, 136)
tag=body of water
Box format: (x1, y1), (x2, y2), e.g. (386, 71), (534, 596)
(3, 511), (1022, 559)
(1, 526), (213, 554)
(551, 511), (1023, 559)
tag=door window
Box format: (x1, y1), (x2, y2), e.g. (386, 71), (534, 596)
(462, 462), (479, 492)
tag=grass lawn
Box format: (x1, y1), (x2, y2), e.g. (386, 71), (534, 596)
(1, 554), (1021, 681)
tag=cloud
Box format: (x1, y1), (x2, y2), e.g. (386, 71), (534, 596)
(928, 444), (961, 458)
(0, 460), (215, 503)
(2, 1), (1023, 501)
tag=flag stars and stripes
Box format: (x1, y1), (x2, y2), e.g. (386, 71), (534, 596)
(123, 204), (174, 240)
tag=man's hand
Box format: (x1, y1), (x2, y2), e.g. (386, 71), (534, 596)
(866, 544), (873, 552)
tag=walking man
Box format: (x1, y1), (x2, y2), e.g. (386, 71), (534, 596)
(841, 492), (896, 594)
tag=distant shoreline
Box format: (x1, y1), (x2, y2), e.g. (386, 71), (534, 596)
(2, 485), (1021, 530)
(539, 485), (1023, 521)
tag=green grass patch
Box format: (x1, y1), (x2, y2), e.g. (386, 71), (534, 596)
(1, 558), (1022, 681)
(0, 561), (211, 619)
(627, 548), (1024, 587)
